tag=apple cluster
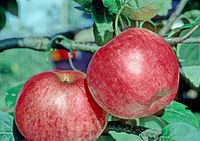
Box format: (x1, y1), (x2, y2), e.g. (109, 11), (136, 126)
(15, 28), (179, 140)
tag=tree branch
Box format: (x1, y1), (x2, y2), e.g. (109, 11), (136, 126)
(0, 35), (200, 53)
(0, 36), (99, 53)
(159, 0), (189, 36)
(0, 37), (51, 52)
(173, 23), (200, 44)
(165, 36), (200, 45)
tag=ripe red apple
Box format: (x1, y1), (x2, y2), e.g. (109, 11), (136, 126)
(87, 28), (179, 119)
(15, 70), (107, 141)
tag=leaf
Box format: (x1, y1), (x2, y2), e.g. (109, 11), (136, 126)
(155, 0), (172, 16)
(0, 7), (6, 30)
(91, 1), (114, 45)
(0, 111), (14, 141)
(121, 0), (157, 21)
(161, 101), (200, 129)
(93, 24), (114, 46)
(180, 10), (200, 23)
(97, 134), (116, 141)
(195, 16), (200, 25)
(102, 0), (119, 15)
(177, 26), (200, 88)
(73, 0), (92, 11)
(160, 122), (200, 141)
(138, 116), (167, 130)
(167, 23), (195, 37)
(109, 131), (141, 141)
(5, 83), (23, 110)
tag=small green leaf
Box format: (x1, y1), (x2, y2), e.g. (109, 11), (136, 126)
(97, 134), (116, 141)
(109, 131), (141, 141)
(160, 122), (200, 141)
(195, 16), (200, 25)
(0, 111), (14, 141)
(102, 0), (119, 15)
(5, 83), (23, 109)
(91, 1), (114, 45)
(138, 116), (167, 130)
(167, 23), (195, 37)
(180, 10), (200, 23)
(161, 101), (200, 129)
(177, 26), (200, 88)
(0, 7), (6, 30)
(93, 24), (114, 46)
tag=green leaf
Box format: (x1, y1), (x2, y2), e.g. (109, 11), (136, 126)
(177, 26), (200, 88)
(73, 0), (91, 11)
(93, 24), (114, 46)
(102, 0), (119, 15)
(160, 122), (200, 141)
(97, 134), (116, 141)
(195, 16), (200, 25)
(121, 0), (157, 21)
(91, 2), (114, 45)
(0, 111), (14, 141)
(180, 10), (200, 23)
(155, 0), (172, 16)
(138, 116), (167, 130)
(161, 101), (200, 129)
(109, 131), (141, 141)
(5, 83), (23, 109)
(0, 7), (6, 30)
(167, 23), (195, 37)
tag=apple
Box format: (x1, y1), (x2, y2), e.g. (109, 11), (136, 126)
(87, 28), (179, 119)
(15, 70), (107, 141)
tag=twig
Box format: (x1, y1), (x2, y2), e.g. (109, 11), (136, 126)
(0, 37), (51, 52)
(0, 37), (99, 53)
(0, 35), (200, 53)
(159, 0), (189, 36)
(165, 36), (200, 45)
(173, 24), (200, 44)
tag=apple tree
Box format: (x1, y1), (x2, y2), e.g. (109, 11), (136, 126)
(0, 0), (200, 141)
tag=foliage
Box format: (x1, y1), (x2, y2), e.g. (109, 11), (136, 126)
(0, 0), (200, 141)
(0, 49), (53, 114)
(161, 101), (200, 128)
(74, 0), (173, 45)
(160, 122), (200, 141)
(0, 111), (14, 141)
(177, 23), (200, 88)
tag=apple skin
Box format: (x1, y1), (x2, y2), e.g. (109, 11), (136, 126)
(15, 70), (107, 141)
(87, 28), (179, 119)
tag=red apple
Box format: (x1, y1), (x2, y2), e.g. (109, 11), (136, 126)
(87, 28), (179, 119)
(15, 70), (107, 141)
